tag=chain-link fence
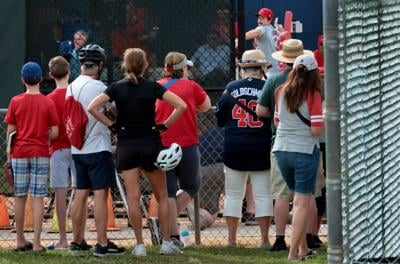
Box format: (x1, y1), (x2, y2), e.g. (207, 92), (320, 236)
(339, 0), (400, 263)
(0, 107), (328, 248)
(0, 0), (333, 251)
(25, 0), (235, 94)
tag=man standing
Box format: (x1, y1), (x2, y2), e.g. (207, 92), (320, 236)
(313, 35), (324, 69)
(69, 30), (88, 81)
(245, 8), (281, 77)
(191, 31), (230, 87)
(67, 44), (125, 257)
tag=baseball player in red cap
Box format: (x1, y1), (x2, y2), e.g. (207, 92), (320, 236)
(313, 35), (324, 71)
(245, 8), (283, 77)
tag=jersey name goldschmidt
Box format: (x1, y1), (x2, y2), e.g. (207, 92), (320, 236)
(216, 77), (271, 171)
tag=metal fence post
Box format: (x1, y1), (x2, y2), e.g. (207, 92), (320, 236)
(323, 0), (343, 263)
(193, 195), (201, 245)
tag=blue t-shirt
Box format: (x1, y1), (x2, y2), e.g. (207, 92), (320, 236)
(215, 78), (271, 171)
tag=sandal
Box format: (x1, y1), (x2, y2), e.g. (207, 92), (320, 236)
(47, 242), (69, 250)
(33, 245), (46, 253)
(14, 242), (33, 252)
(299, 249), (317, 260)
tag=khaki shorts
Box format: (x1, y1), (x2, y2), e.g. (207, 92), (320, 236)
(271, 151), (325, 200)
(271, 152), (292, 200)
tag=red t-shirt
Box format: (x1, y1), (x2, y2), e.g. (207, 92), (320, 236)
(47, 88), (70, 154)
(155, 78), (207, 147)
(313, 49), (324, 68)
(5, 93), (59, 158)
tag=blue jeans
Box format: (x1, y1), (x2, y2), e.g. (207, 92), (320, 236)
(274, 146), (320, 195)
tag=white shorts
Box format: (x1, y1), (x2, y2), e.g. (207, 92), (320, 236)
(50, 148), (76, 188)
(223, 165), (273, 218)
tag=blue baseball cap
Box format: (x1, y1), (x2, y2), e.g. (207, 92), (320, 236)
(21, 62), (42, 83)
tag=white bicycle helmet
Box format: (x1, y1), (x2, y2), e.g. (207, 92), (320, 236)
(155, 143), (183, 171)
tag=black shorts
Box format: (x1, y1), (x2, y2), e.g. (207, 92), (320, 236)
(116, 143), (161, 172)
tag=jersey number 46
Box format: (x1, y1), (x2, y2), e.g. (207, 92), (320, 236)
(231, 99), (263, 128)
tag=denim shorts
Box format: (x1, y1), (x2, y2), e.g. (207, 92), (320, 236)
(12, 157), (49, 197)
(72, 151), (116, 191)
(274, 146), (320, 195)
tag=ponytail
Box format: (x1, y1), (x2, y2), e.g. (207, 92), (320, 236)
(121, 48), (148, 85)
(125, 72), (138, 85)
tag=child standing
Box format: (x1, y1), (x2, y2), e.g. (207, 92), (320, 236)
(46, 56), (75, 250)
(5, 62), (59, 252)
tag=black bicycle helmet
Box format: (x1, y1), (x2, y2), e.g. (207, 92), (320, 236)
(78, 44), (106, 65)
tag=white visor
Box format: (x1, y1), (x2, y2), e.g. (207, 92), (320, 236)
(172, 56), (193, 70)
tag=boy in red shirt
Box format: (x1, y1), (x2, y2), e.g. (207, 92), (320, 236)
(46, 56), (76, 250)
(5, 62), (59, 252)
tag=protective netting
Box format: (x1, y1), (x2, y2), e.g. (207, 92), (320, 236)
(25, 0), (235, 94)
(0, 0), (333, 250)
(339, 0), (400, 263)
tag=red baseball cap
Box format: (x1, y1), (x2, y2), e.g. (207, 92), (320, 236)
(318, 35), (324, 45)
(255, 8), (274, 21)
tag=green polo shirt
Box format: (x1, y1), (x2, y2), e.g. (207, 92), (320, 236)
(257, 68), (291, 141)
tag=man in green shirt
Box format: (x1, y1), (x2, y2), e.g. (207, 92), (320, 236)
(256, 39), (312, 251)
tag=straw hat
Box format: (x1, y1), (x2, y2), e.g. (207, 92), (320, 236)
(272, 39), (312, 63)
(238, 49), (271, 68)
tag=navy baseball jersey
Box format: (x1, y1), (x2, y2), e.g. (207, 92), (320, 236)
(215, 77), (272, 171)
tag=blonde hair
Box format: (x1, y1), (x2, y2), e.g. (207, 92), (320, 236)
(49, 56), (69, 79)
(163, 51), (185, 78)
(122, 48), (149, 84)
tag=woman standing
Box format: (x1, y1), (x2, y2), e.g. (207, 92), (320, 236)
(272, 54), (324, 261)
(155, 51), (211, 247)
(215, 49), (273, 248)
(88, 48), (186, 256)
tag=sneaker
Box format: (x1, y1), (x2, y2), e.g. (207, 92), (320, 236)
(260, 243), (272, 250)
(171, 237), (184, 249)
(270, 238), (287, 251)
(186, 202), (207, 230)
(306, 233), (321, 249)
(70, 240), (93, 252)
(160, 240), (182, 255)
(93, 240), (126, 257)
(313, 235), (323, 245)
(243, 212), (257, 226)
(132, 244), (146, 257)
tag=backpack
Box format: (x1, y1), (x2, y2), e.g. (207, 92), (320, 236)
(63, 82), (90, 149)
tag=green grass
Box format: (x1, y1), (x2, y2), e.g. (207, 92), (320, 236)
(0, 246), (327, 264)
